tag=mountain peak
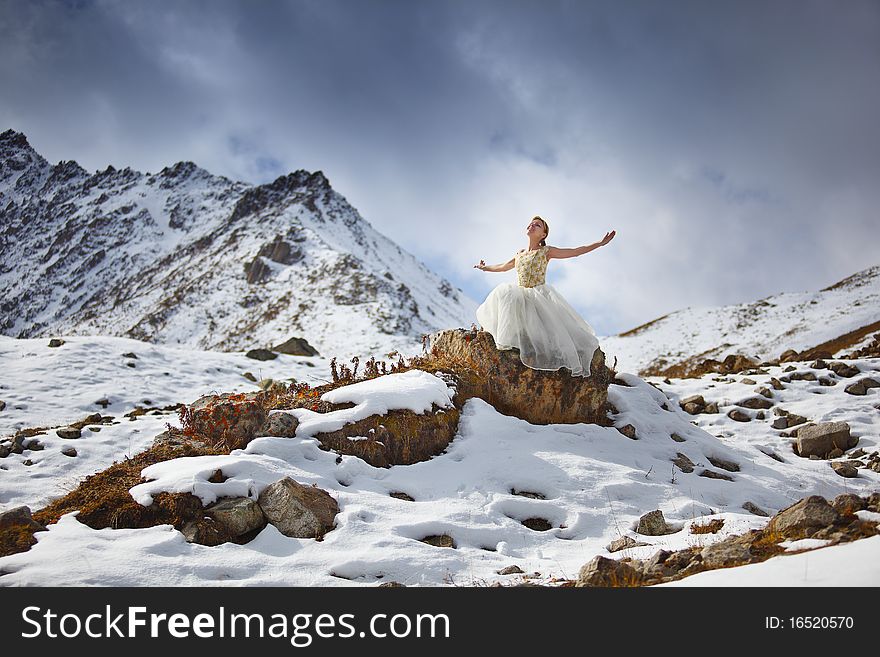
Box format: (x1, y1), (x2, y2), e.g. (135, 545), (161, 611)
(0, 129), (34, 152)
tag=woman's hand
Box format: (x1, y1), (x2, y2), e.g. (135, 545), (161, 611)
(599, 230), (616, 246)
(474, 259), (487, 270)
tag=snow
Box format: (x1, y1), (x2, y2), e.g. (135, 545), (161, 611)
(1, 334), (878, 587)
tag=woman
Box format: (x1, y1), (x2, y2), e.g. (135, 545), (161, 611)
(473, 216), (615, 378)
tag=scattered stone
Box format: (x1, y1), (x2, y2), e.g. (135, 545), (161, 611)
(845, 381), (868, 395)
(522, 517), (553, 532)
(245, 348), (277, 361)
(257, 477), (339, 539)
(831, 493), (866, 516)
(672, 453), (695, 473)
(829, 362), (859, 378)
(576, 555), (643, 587)
(636, 510), (669, 536)
(56, 426), (82, 439)
(61, 446), (77, 457)
(740, 378), (757, 385)
(682, 402), (702, 414)
(122, 352), (138, 359)
(698, 469), (734, 481)
(0, 506), (47, 557)
(95, 398), (110, 408)
(497, 565), (524, 575)
(850, 448), (867, 459)
(742, 501), (770, 517)
(771, 417), (788, 430)
(827, 447), (844, 459)
(272, 336), (320, 357)
(704, 401), (719, 413)
(262, 411), (299, 438)
(755, 386), (773, 398)
(617, 424), (637, 439)
(796, 421), (852, 458)
(180, 518), (230, 546)
(818, 377), (836, 386)
(767, 496), (840, 539)
(607, 535), (650, 553)
(243, 372), (257, 382)
(511, 489), (546, 499)
(737, 397), (774, 409)
(389, 491), (414, 502)
(0, 400), (5, 412)
(0, 445), (9, 458)
(810, 359), (828, 369)
(421, 534), (455, 548)
(670, 433), (686, 443)
(186, 391), (269, 450)
(205, 497), (266, 537)
(727, 409), (751, 422)
(48, 338), (65, 348)
(756, 410), (765, 420)
(706, 455), (740, 472)
(830, 461), (859, 478)
(769, 377), (785, 390)
(700, 540), (751, 568)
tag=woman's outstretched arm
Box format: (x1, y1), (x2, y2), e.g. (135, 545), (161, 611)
(474, 254), (516, 272)
(547, 230), (615, 260)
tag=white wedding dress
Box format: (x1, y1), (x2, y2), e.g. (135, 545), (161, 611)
(475, 245), (600, 377)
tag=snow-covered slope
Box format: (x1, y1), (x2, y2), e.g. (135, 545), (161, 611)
(0, 129), (477, 359)
(0, 335), (877, 586)
(601, 264), (880, 375)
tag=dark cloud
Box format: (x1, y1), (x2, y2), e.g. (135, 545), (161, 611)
(1, 0), (877, 335)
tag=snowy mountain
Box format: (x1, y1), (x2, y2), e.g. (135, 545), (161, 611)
(0, 129), (477, 358)
(602, 264), (880, 376)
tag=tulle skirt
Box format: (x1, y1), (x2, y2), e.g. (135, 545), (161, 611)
(476, 283), (600, 377)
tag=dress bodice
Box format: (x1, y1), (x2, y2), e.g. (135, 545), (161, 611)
(515, 245), (549, 288)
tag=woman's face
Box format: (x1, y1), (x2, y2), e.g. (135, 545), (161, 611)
(526, 218), (547, 240)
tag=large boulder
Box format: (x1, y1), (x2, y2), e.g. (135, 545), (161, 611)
(766, 496), (840, 539)
(205, 497), (266, 537)
(796, 421), (853, 458)
(185, 392), (269, 450)
(0, 506), (47, 557)
(257, 477), (339, 539)
(273, 336), (319, 357)
(576, 555), (643, 587)
(426, 328), (613, 425)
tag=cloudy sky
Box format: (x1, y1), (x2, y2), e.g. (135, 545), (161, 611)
(1, 0), (878, 335)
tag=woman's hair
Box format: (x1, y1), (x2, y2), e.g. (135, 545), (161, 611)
(532, 215), (549, 246)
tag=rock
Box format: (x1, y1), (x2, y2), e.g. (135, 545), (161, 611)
(787, 414), (807, 427)
(0, 445), (9, 458)
(700, 540), (751, 568)
(727, 409), (751, 422)
(722, 354), (759, 373)
(706, 455), (740, 472)
(742, 501), (769, 517)
(755, 386), (773, 398)
(497, 565), (524, 575)
(426, 328), (612, 426)
(186, 391), (269, 450)
(810, 359), (828, 369)
(272, 336), (319, 357)
(767, 496), (840, 539)
(830, 461), (859, 478)
(769, 377), (785, 390)
(243, 371), (257, 382)
(779, 349), (799, 363)
(740, 377), (757, 385)
(607, 535), (651, 552)
(576, 555), (642, 587)
(389, 491), (414, 502)
(670, 433), (686, 442)
(313, 406), (460, 467)
(831, 493), (866, 516)
(48, 338), (65, 348)
(844, 381), (867, 395)
(61, 446), (77, 457)
(829, 362), (859, 378)
(850, 448), (867, 458)
(180, 518), (231, 546)
(672, 453), (695, 473)
(772, 417), (789, 430)
(0, 400), (5, 412)
(0, 506), (47, 557)
(636, 510), (669, 536)
(205, 497), (266, 537)
(95, 398), (110, 408)
(421, 534), (455, 548)
(56, 426), (82, 439)
(682, 402), (703, 415)
(755, 411), (765, 420)
(122, 352), (138, 359)
(698, 469), (734, 481)
(827, 447), (844, 459)
(703, 401), (719, 413)
(818, 376), (836, 386)
(617, 424), (637, 439)
(737, 397), (774, 409)
(245, 348), (277, 361)
(867, 493), (880, 513)
(262, 411), (300, 438)
(796, 421), (851, 458)
(680, 394), (706, 408)
(522, 517), (553, 531)
(257, 477), (339, 538)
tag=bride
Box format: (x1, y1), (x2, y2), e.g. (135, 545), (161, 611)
(473, 216), (615, 378)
